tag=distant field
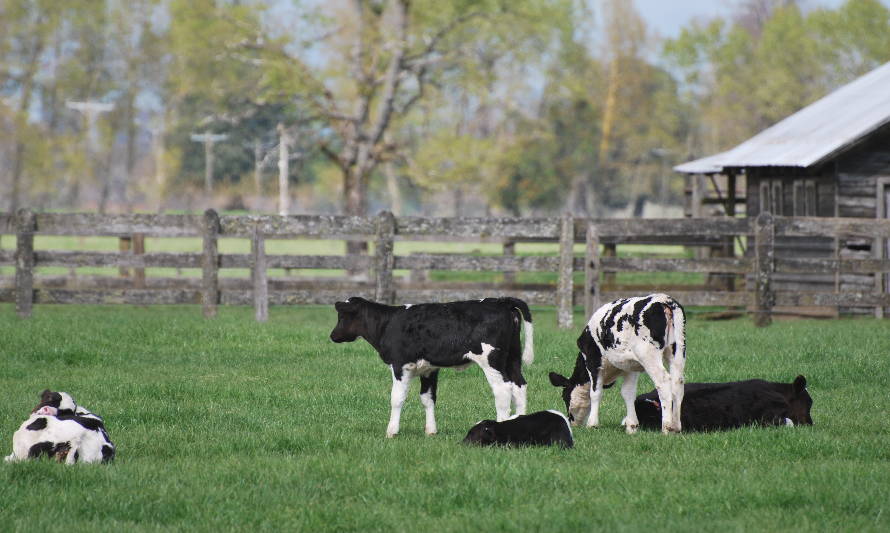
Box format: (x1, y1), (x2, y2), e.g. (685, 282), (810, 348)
(1, 304), (888, 531)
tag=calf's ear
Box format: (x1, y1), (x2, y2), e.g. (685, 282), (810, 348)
(793, 375), (807, 394)
(549, 372), (570, 387)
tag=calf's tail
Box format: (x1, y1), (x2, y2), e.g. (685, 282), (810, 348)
(503, 297), (534, 365)
(668, 300), (686, 361)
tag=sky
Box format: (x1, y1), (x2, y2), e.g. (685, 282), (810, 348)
(634, 0), (890, 40)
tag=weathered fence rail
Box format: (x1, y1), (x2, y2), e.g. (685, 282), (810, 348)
(2, 209), (890, 327)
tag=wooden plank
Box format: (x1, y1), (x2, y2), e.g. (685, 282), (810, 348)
(556, 213), (574, 329)
(774, 292), (890, 307)
(582, 217), (751, 238)
(601, 257), (751, 273)
(251, 222), (268, 322)
(34, 289), (201, 305)
(375, 211), (396, 304)
(393, 254), (558, 272)
(15, 209), (36, 318)
(775, 216), (890, 239)
(396, 289), (556, 306)
(754, 212), (775, 327)
(263, 255), (373, 270)
(33, 213), (202, 236)
(775, 257), (890, 274)
(222, 289), (376, 306)
(397, 216), (561, 240)
(584, 221), (600, 319)
(597, 290), (750, 308)
(34, 250), (203, 268)
(203, 209), (220, 318)
(218, 214), (376, 238)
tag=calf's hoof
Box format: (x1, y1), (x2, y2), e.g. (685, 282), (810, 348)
(386, 431), (398, 438)
(625, 424), (639, 435)
(425, 429), (438, 436)
(661, 425), (681, 434)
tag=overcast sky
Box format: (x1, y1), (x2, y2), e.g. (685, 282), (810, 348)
(634, 0), (890, 40)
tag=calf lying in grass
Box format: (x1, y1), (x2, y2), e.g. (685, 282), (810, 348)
(634, 375), (813, 432)
(463, 410), (573, 448)
(5, 390), (115, 464)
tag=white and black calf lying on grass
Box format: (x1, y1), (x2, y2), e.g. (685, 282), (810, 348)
(549, 294), (687, 434)
(5, 390), (115, 464)
(634, 376), (814, 431)
(330, 297), (534, 437)
(463, 410), (573, 448)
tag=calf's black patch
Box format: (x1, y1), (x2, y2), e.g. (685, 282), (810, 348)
(26, 417), (48, 431)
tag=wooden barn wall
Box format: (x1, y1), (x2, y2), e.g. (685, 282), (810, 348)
(836, 123), (890, 219)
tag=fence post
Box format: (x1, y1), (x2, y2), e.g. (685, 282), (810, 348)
(557, 212), (574, 329)
(202, 209), (220, 318)
(502, 239), (516, 284)
(133, 233), (145, 288)
(584, 220), (600, 320)
(15, 208), (36, 318)
(754, 212), (774, 327)
(119, 236), (132, 277)
(375, 210), (396, 304)
(251, 220), (268, 322)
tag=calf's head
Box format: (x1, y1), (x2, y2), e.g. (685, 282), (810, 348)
(786, 375), (814, 425)
(463, 420), (498, 445)
(549, 355), (593, 426)
(330, 298), (366, 343)
(33, 390), (77, 415)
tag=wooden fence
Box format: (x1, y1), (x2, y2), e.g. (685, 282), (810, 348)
(2, 209), (890, 328)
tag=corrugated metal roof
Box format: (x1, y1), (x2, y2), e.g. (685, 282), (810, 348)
(675, 61), (890, 174)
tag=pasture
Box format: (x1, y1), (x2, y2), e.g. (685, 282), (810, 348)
(1, 303), (889, 532)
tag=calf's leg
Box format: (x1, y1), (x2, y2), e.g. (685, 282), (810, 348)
(387, 365), (413, 438)
(634, 344), (677, 434)
(419, 371), (439, 435)
(666, 345), (685, 433)
(465, 343), (512, 421)
(620, 371), (641, 434)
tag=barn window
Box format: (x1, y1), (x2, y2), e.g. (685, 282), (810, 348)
(760, 181), (770, 214)
(771, 180), (783, 215)
(805, 181), (817, 216)
(793, 182), (805, 215)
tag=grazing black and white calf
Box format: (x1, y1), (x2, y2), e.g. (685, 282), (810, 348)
(549, 294), (686, 434)
(5, 390), (115, 464)
(330, 296), (534, 437)
(635, 375), (813, 432)
(463, 410), (573, 448)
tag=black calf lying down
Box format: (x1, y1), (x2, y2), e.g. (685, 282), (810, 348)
(635, 375), (813, 432)
(463, 410), (573, 448)
(5, 390), (115, 464)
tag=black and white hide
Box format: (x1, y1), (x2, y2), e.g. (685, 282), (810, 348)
(463, 410), (573, 448)
(635, 376), (814, 431)
(549, 294), (687, 434)
(330, 297), (534, 437)
(5, 390), (115, 464)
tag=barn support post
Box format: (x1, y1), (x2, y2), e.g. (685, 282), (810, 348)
(557, 212), (574, 329)
(584, 220), (600, 320)
(14, 208), (36, 318)
(202, 209), (220, 318)
(754, 212), (775, 327)
(251, 220), (268, 322)
(375, 210), (396, 305)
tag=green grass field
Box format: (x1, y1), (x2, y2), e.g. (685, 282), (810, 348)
(2, 304), (888, 532)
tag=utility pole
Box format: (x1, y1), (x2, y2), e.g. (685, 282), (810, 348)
(67, 100), (115, 212)
(277, 123), (290, 216)
(190, 132), (228, 196)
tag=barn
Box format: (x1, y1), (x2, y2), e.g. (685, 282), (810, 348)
(675, 61), (890, 315)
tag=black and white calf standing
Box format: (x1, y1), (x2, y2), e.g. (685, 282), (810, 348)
(330, 297), (534, 437)
(549, 294), (686, 434)
(635, 376), (814, 431)
(5, 390), (115, 464)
